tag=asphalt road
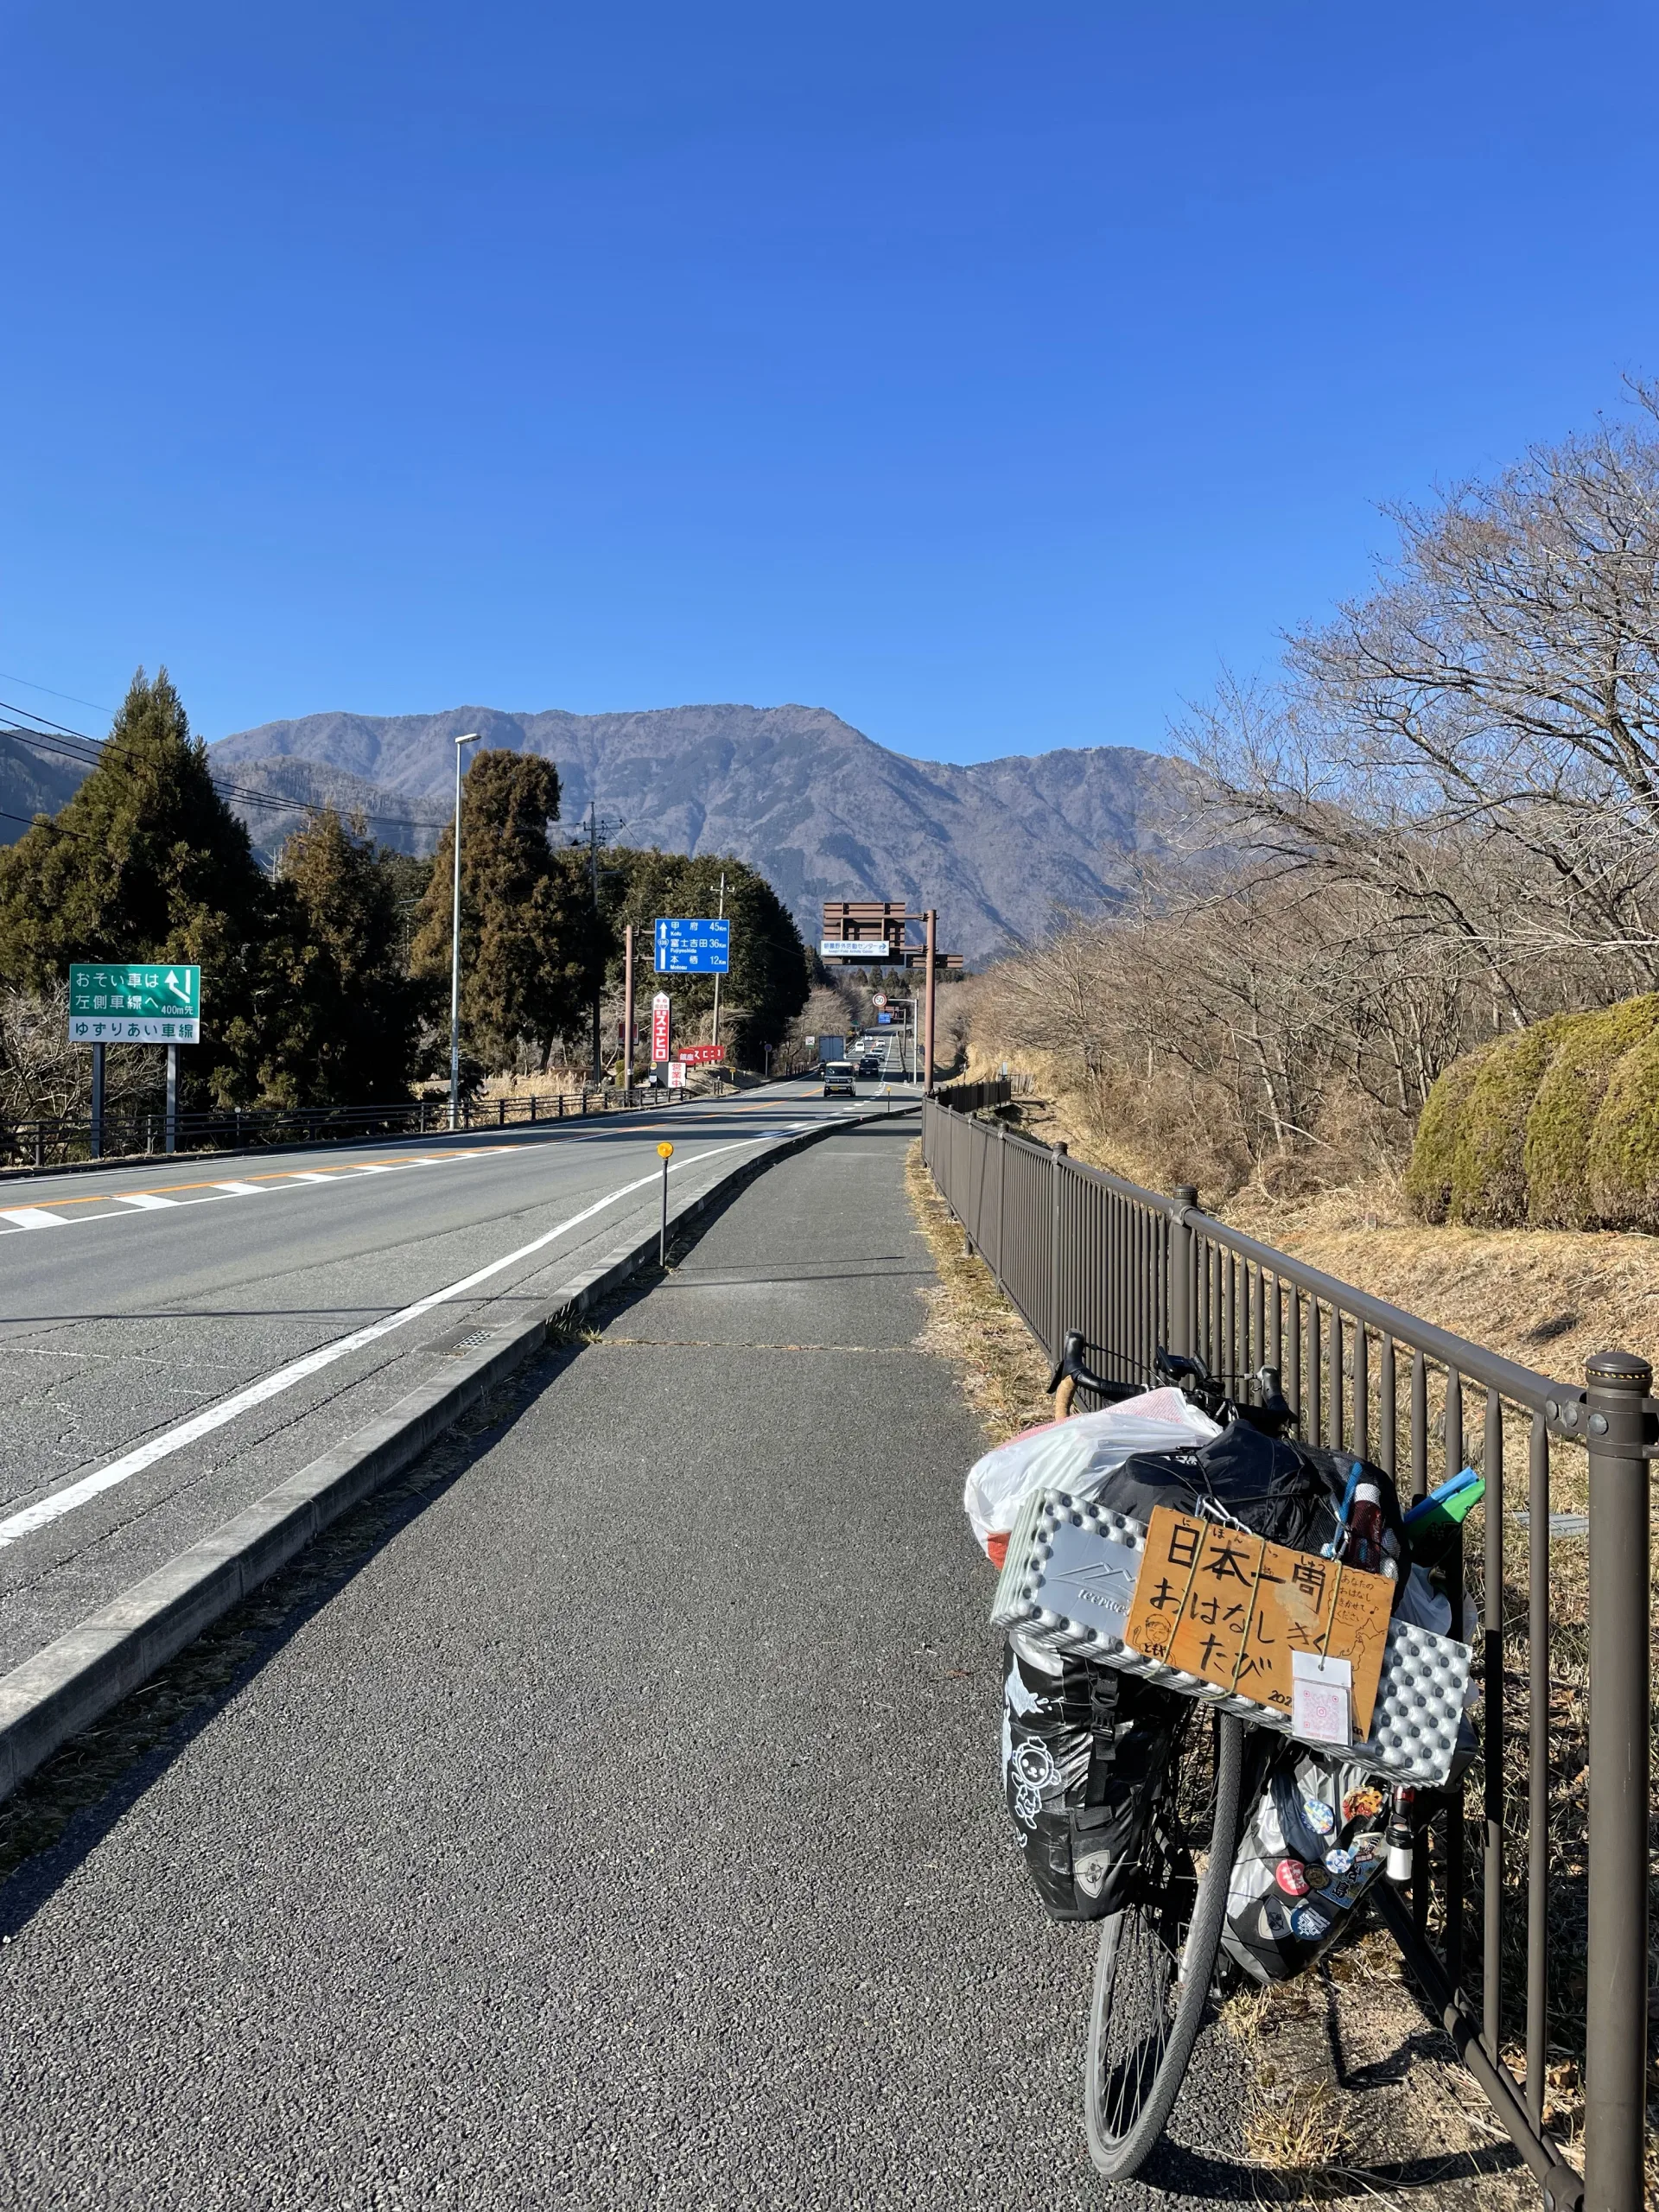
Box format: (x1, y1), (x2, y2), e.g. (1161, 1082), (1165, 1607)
(0, 1119), (1246, 2209)
(0, 1077), (907, 1675)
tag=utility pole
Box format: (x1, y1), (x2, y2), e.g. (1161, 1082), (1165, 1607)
(923, 906), (938, 1094)
(711, 870), (726, 1054)
(621, 921), (635, 1102)
(588, 803), (602, 1082)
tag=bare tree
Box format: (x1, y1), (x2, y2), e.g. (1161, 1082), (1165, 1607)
(1186, 389), (1659, 1001)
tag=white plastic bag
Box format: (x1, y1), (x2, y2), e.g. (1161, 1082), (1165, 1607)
(963, 1387), (1221, 1563)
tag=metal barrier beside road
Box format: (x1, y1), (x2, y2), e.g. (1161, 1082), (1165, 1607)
(0, 1082), (711, 1173)
(923, 1094), (1652, 2212)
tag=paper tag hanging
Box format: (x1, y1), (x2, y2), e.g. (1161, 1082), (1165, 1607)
(1291, 1649), (1352, 1746)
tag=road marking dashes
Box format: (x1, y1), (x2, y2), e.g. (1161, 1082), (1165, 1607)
(0, 1207), (68, 1230)
(112, 1193), (180, 1210)
(0, 1135), (762, 1547)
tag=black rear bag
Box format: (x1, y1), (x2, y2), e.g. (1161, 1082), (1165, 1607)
(1002, 1640), (1179, 1921)
(1090, 1421), (1410, 1564)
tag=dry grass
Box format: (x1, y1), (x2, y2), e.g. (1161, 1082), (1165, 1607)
(964, 1050), (1659, 1384)
(1222, 1935), (1536, 2208)
(904, 1137), (1054, 1445)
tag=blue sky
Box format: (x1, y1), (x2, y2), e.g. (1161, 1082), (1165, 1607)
(3, 2), (1658, 766)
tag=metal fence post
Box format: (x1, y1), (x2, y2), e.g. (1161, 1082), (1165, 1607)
(996, 1119), (1007, 1287)
(1048, 1141), (1068, 1363)
(1582, 1349), (1653, 2212)
(1169, 1185), (1198, 1359)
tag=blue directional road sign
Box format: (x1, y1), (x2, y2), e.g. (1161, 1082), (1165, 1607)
(654, 918), (731, 974)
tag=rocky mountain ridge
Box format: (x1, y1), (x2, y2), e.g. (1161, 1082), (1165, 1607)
(8, 702), (1185, 967)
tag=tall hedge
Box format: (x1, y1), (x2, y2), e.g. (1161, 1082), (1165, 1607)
(1522, 995), (1659, 1226)
(1405, 1044), (1495, 1223)
(1586, 1024), (1659, 1230)
(1446, 1015), (1578, 1226)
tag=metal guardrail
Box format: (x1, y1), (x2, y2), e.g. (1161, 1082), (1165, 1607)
(923, 1096), (1652, 2212)
(0, 1082), (713, 1173)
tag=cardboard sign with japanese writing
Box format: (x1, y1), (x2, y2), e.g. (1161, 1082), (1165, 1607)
(1322, 1559), (1394, 1736)
(1163, 1522), (1264, 1683)
(1125, 1503), (1393, 1738)
(1122, 1510), (1207, 1662)
(1235, 1540), (1340, 1715)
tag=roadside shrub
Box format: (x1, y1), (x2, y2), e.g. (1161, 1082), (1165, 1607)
(1586, 1023), (1659, 1230)
(1522, 996), (1659, 1226)
(1405, 1043), (1496, 1223)
(1447, 1016), (1578, 1227)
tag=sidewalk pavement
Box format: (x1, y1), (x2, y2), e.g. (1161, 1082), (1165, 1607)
(0, 1119), (1246, 2210)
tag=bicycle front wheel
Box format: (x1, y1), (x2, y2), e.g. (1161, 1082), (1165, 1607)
(1083, 1705), (1244, 2181)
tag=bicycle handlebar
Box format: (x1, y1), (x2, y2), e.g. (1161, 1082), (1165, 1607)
(1047, 1329), (1298, 1438)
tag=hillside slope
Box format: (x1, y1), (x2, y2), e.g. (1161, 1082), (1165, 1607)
(0, 733), (94, 842)
(212, 702), (1184, 963)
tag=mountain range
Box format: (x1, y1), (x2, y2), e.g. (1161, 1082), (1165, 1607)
(2, 702), (1185, 966)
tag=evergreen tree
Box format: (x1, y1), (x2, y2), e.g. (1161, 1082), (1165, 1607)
(0, 670), (278, 1104)
(410, 750), (611, 1072)
(264, 810), (431, 1104)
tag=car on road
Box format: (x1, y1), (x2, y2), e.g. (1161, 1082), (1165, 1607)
(856, 1054), (881, 1079)
(822, 1061), (856, 1097)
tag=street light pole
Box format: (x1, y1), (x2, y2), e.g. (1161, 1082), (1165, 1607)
(448, 731), (481, 1131)
(621, 921), (635, 1103)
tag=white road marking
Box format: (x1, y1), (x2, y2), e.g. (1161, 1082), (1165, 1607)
(211, 1181), (267, 1197)
(0, 1138), (760, 1548)
(285, 1172), (341, 1184)
(112, 1193), (181, 1211)
(0, 1208), (68, 1230)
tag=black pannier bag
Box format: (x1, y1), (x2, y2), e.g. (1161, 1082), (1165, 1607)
(1087, 1421), (1411, 1567)
(1002, 1637), (1179, 1920)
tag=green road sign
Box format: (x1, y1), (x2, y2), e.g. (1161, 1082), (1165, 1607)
(68, 963), (201, 1045)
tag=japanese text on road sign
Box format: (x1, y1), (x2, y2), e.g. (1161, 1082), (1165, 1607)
(654, 918), (730, 974)
(67, 963), (201, 1045)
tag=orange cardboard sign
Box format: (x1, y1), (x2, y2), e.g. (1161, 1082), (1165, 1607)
(1123, 1510), (1207, 1662)
(1323, 1558), (1395, 1737)
(1126, 1504), (1393, 1737)
(1163, 1522), (1264, 1683)
(1235, 1540), (1340, 1715)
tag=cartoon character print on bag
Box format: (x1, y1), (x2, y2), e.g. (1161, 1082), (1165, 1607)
(1000, 1636), (1179, 1923)
(1009, 1738), (1059, 1827)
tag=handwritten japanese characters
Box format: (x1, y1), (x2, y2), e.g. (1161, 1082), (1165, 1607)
(1124, 1505), (1391, 1735)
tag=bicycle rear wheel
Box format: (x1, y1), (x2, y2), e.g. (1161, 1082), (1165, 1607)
(1083, 1705), (1244, 2181)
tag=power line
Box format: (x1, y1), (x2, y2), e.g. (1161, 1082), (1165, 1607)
(0, 705), (453, 836)
(0, 671), (119, 717)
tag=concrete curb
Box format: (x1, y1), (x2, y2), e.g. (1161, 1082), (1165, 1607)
(0, 1106), (916, 1802)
